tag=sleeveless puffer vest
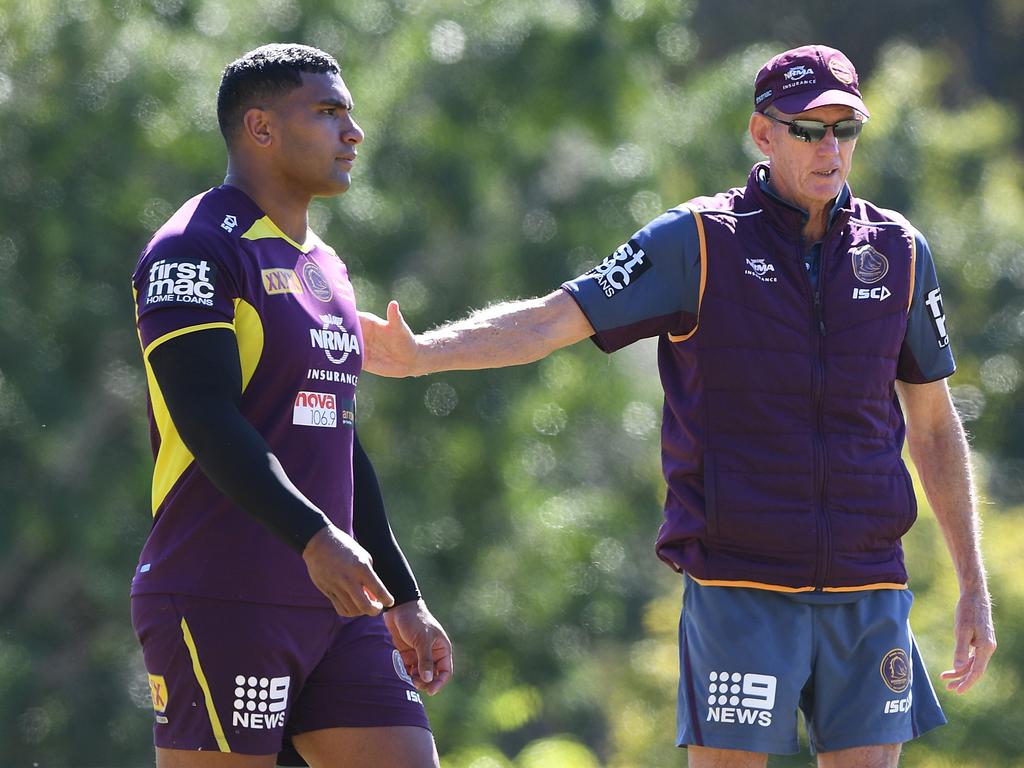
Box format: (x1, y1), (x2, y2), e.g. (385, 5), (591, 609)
(655, 164), (919, 590)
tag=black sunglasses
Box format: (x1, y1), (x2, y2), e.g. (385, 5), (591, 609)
(762, 112), (865, 143)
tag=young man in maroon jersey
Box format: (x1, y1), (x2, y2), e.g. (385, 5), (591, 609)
(131, 44), (448, 767)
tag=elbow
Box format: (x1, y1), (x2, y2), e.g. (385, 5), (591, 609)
(172, 406), (238, 464)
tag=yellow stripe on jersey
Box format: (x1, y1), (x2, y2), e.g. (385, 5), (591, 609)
(180, 617), (231, 753)
(668, 207), (708, 343)
(241, 215), (315, 253)
(142, 322), (234, 516)
(234, 298), (264, 390)
(140, 299), (264, 515)
(689, 575), (908, 593)
(907, 234), (917, 313)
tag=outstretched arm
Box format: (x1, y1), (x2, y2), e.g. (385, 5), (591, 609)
(896, 378), (996, 693)
(359, 289), (594, 377)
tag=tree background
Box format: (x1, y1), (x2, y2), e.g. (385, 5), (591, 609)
(0, 0), (1022, 765)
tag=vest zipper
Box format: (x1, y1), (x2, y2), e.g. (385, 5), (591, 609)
(802, 243), (831, 592)
(812, 287), (831, 590)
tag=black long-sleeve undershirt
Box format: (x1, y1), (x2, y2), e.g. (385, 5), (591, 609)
(147, 327), (419, 604)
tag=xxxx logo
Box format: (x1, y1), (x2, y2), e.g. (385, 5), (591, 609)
(262, 268), (303, 296)
(148, 673), (168, 713)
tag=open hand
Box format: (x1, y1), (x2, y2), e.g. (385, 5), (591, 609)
(939, 586), (996, 694)
(358, 300), (420, 377)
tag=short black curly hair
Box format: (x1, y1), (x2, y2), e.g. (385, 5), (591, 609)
(217, 43), (340, 144)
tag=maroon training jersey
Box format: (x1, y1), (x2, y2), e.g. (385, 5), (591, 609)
(131, 185), (361, 606)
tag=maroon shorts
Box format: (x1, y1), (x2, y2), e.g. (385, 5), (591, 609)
(132, 593), (430, 760)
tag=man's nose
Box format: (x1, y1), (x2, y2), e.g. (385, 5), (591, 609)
(343, 118), (364, 145)
(817, 128), (841, 153)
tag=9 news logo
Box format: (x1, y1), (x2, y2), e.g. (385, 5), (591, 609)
(705, 670), (776, 727)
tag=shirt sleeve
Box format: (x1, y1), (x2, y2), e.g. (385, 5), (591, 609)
(132, 229), (242, 354)
(560, 206), (702, 353)
(896, 233), (956, 383)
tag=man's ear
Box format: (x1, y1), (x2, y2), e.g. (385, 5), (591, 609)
(749, 112), (773, 157)
(241, 107), (273, 148)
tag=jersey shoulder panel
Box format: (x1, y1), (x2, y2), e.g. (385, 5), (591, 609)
(133, 186), (262, 286)
(685, 182), (755, 216)
(132, 187), (264, 347)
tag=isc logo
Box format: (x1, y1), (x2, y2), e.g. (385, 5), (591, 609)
(884, 690), (913, 715)
(884, 697), (912, 714)
(852, 286), (891, 301)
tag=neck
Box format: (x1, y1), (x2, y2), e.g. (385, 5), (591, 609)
(802, 206), (829, 242)
(224, 160), (311, 244)
(764, 179), (831, 242)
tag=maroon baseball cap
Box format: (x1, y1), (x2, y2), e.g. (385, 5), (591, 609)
(753, 45), (869, 117)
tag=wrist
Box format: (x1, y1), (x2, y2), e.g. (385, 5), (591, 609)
(411, 335), (431, 377)
(300, 521), (333, 560)
(958, 571), (989, 595)
(383, 593), (423, 612)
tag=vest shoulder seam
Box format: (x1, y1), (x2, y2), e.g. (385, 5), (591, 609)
(688, 207), (763, 218)
(847, 217), (909, 229)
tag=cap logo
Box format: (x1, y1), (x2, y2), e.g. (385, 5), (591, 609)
(784, 66), (815, 81)
(828, 57), (855, 85)
(755, 89), (773, 106)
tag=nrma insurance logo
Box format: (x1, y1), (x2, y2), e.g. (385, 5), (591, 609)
(705, 670), (776, 727)
(310, 314), (361, 365)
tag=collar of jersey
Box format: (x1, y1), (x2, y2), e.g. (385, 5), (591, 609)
(219, 184), (318, 254)
(241, 214), (317, 254)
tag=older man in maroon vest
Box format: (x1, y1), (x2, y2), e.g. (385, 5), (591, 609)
(361, 44), (995, 768)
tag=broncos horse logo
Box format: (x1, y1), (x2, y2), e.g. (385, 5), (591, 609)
(851, 244), (889, 284)
(880, 648), (911, 693)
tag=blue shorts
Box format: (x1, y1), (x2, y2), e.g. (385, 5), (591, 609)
(132, 594), (430, 762)
(676, 577), (946, 755)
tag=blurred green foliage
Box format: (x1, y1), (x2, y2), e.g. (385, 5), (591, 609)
(0, 1), (1021, 765)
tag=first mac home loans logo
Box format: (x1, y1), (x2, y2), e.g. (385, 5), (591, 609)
(145, 259), (216, 306)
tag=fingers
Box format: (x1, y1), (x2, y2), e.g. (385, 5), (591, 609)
(941, 656), (978, 693)
(322, 586), (361, 618)
(412, 633), (434, 686)
(363, 571), (395, 613)
(386, 300), (404, 327)
(311, 565), (393, 618)
(952, 630), (971, 678)
(424, 635), (454, 696)
(940, 631), (997, 694)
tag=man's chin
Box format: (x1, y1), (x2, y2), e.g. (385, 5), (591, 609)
(807, 182), (843, 206)
(316, 175), (352, 197)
